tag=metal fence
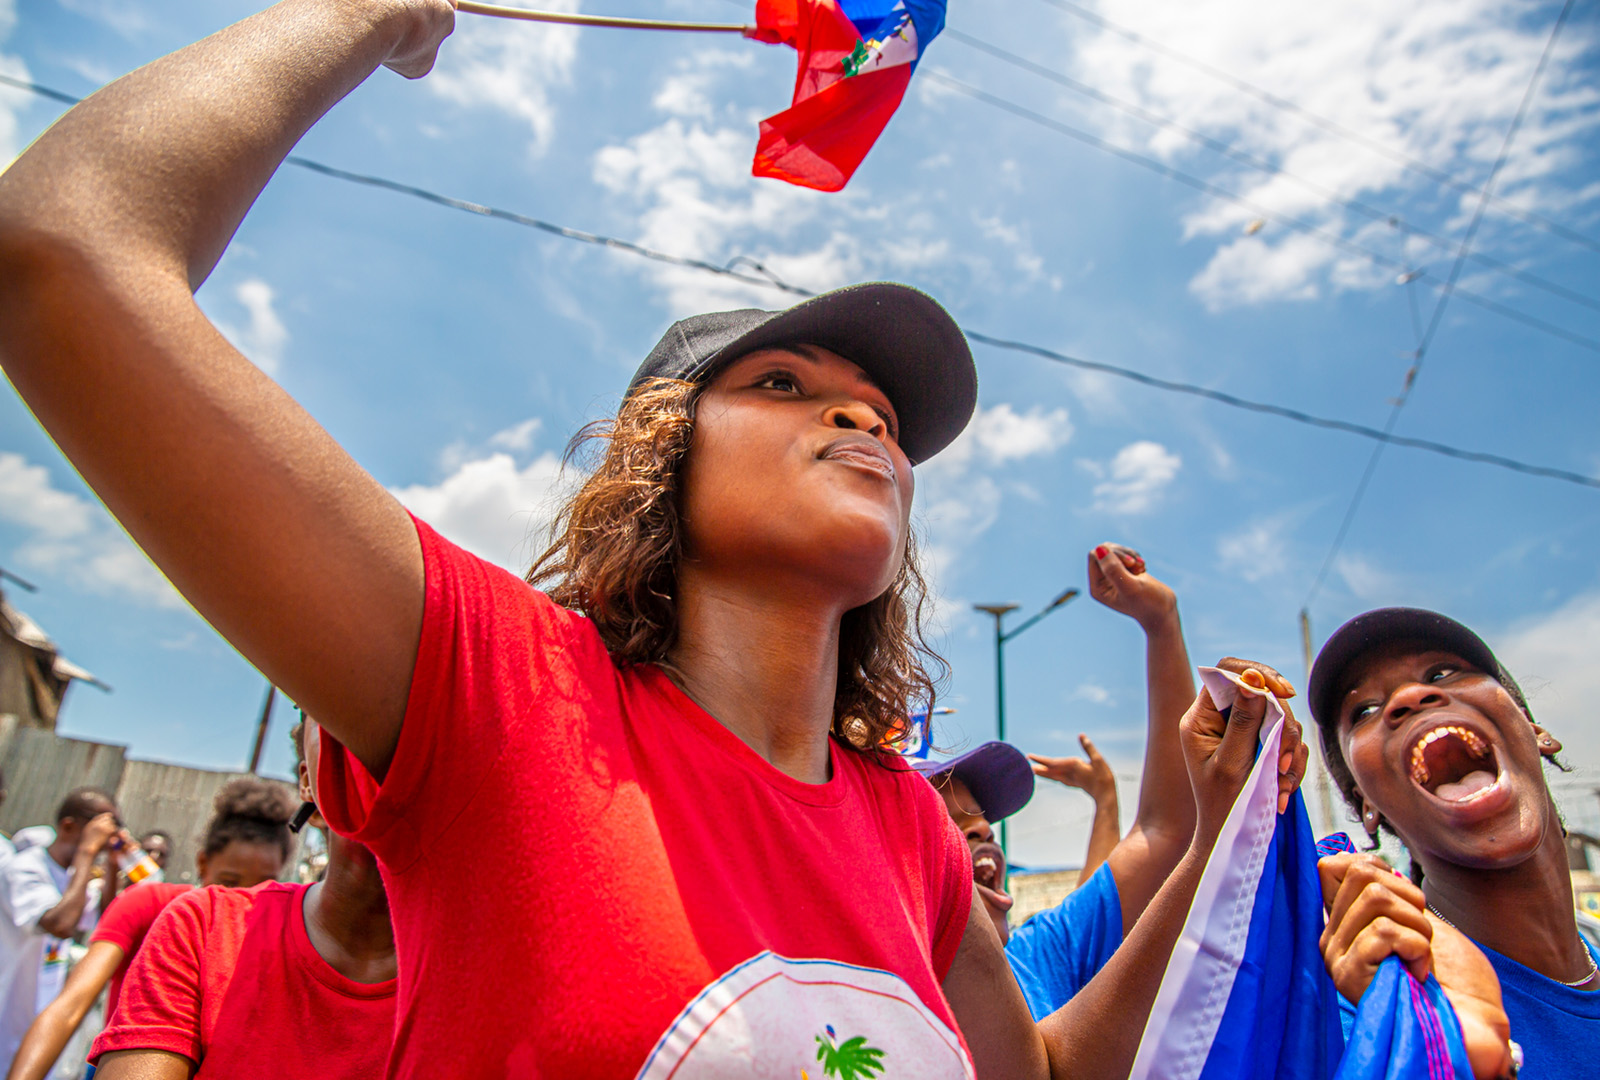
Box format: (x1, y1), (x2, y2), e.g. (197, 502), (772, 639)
(0, 714), (298, 883)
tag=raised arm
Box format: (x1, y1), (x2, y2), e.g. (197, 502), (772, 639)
(1027, 734), (1120, 880)
(0, 0), (456, 777)
(947, 667), (1304, 1079)
(1082, 544), (1197, 931)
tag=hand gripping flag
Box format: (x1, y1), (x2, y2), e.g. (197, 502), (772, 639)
(1127, 668), (1474, 1080)
(749, 0), (945, 190)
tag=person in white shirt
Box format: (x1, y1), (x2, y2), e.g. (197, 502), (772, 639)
(0, 789), (121, 1063)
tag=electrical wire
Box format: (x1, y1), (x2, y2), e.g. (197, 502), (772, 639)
(1302, 0), (1579, 609)
(921, 68), (1600, 356)
(3, 73), (1596, 493)
(944, 28), (1600, 315)
(1033, 0), (1600, 257)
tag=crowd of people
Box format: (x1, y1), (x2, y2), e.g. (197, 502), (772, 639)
(0, 0), (1593, 1076)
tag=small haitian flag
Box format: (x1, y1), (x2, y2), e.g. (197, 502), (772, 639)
(749, 0), (945, 191)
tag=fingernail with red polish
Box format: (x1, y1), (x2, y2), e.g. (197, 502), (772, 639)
(1094, 546), (1108, 559)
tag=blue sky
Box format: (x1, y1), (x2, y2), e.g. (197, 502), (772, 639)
(2, 0), (1597, 866)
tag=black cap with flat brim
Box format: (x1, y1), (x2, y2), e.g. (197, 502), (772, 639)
(1307, 607), (1520, 731)
(628, 282), (977, 465)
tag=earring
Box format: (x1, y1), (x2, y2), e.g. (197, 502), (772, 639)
(1363, 808), (1379, 831)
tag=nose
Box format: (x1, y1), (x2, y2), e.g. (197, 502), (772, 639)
(823, 399), (887, 440)
(1384, 681), (1447, 726)
(965, 816), (994, 845)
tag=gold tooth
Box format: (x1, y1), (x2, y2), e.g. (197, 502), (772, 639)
(1409, 725), (1489, 787)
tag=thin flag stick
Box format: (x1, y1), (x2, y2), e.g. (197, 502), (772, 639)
(454, 2), (753, 33)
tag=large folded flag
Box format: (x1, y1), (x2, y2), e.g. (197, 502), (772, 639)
(1128, 668), (1473, 1080)
(750, 0), (945, 190)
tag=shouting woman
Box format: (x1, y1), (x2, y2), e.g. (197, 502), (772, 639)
(1309, 608), (1598, 1079)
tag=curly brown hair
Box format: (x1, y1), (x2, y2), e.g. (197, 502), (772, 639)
(527, 376), (946, 753)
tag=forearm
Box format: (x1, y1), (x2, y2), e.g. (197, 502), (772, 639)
(0, 0), (412, 291)
(7, 963), (110, 1080)
(1039, 846), (1207, 1078)
(1132, 612), (1195, 837)
(37, 860), (97, 937)
(1080, 788), (1120, 880)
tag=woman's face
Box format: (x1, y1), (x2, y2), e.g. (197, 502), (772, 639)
(197, 840), (286, 888)
(1336, 645), (1553, 871)
(679, 345), (914, 608)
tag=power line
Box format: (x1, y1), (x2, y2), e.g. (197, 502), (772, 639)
(921, 68), (1600, 356)
(944, 28), (1600, 315)
(4, 73), (1597, 494)
(1033, 0), (1600, 257)
(1303, 0), (1579, 609)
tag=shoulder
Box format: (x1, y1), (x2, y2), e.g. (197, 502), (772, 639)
(845, 748), (946, 813)
(410, 512), (605, 657)
(96, 882), (189, 934)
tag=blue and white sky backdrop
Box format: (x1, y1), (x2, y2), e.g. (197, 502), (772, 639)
(2, 0), (1598, 867)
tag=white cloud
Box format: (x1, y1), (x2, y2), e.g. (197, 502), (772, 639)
(428, 0), (580, 154)
(0, 0), (29, 165)
(0, 452), (183, 608)
(390, 423), (574, 571)
(1497, 590), (1600, 813)
(916, 403), (1076, 625)
(1072, 682), (1115, 706)
(1069, 0), (1600, 308)
(590, 50), (1036, 316)
(1333, 551), (1403, 603)
(212, 278), (288, 375)
(1217, 509), (1300, 582)
(969, 404), (1073, 463)
(1084, 440), (1181, 514)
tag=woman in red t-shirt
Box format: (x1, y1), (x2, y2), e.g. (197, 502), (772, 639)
(5, 778), (294, 1080)
(90, 716), (395, 1079)
(0, 3), (1307, 1075)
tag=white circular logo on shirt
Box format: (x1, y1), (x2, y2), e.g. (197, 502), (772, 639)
(635, 952), (973, 1080)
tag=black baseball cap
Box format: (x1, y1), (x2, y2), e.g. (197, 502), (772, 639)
(913, 741), (1036, 823)
(1307, 607), (1528, 730)
(628, 282), (977, 465)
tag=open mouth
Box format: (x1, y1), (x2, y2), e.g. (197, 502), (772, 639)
(971, 842), (1008, 896)
(1408, 724), (1500, 804)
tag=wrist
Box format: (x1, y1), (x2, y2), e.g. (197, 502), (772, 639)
(1137, 605), (1182, 636)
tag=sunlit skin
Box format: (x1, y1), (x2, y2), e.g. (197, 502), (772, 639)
(669, 345), (911, 784)
(1333, 644), (1592, 990)
(1336, 647), (1558, 874)
(934, 775), (1014, 945)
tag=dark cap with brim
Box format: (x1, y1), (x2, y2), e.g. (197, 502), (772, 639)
(913, 741), (1036, 824)
(628, 282), (976, 465)
(1307, 607), (1506, 731)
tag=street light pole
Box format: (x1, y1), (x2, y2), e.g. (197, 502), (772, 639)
(973, 588), (1080, 857)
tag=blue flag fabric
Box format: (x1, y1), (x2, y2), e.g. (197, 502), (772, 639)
(1129, 668), (1473, 1080)
(1337, 958), (1473, 1080)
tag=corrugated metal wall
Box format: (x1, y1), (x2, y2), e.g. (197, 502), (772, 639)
(0, 715), (127, 837)
(0, 714), (298, 883)
(115, 760), (297, 884)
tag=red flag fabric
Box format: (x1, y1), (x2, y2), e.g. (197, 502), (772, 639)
(751, 0), (917, 191)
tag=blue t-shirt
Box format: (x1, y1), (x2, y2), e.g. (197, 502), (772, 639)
(1478, 936), (1600, 1079)
(1337, 936), (1600, 1078)
(1004, 862), (1123, 1020)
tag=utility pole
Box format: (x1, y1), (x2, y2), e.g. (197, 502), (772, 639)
(248, 683), (276, 774)
(1300, 609), (1337, 836)
(974, 588), (1080, 857)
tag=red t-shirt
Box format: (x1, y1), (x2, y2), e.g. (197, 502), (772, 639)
(89, 881), (189, 1020)
(316, 516), (975, 1079)
(88, 882), (396, 1076)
